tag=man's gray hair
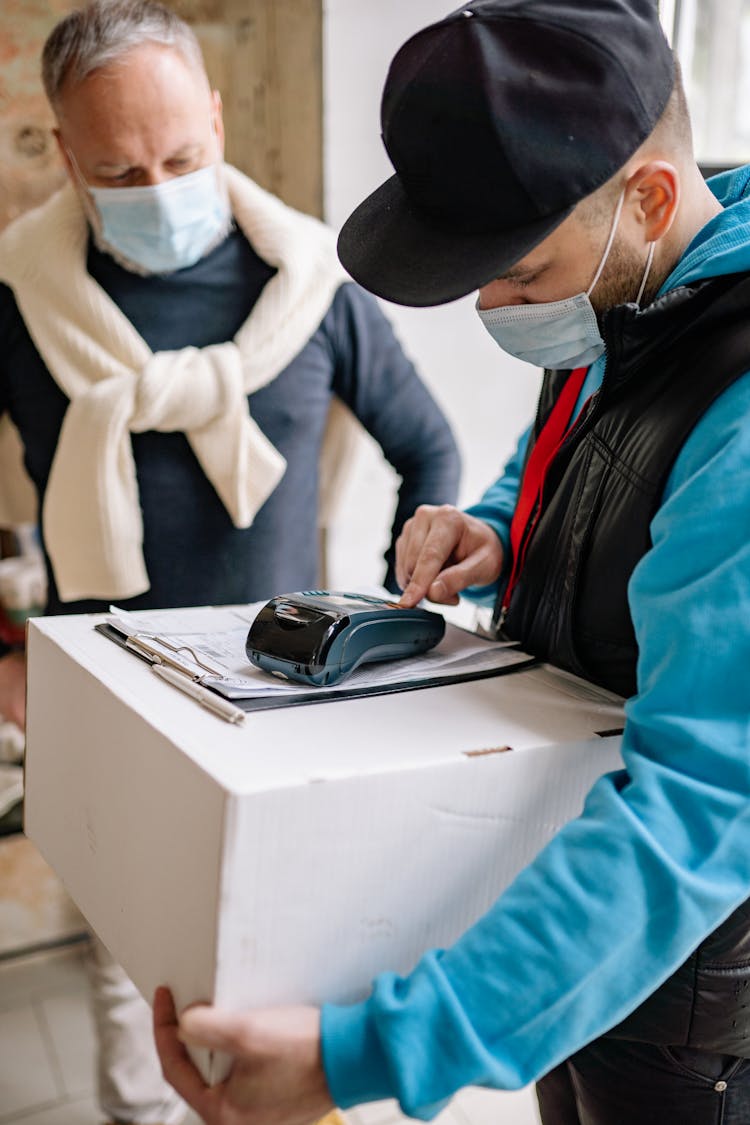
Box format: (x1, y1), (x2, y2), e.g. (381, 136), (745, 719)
(42, 0), (207, 107)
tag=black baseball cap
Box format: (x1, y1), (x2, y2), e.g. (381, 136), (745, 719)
(337, 0), (674, 307)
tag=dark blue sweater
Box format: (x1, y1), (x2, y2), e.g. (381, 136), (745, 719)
(0, 228), (460, 615)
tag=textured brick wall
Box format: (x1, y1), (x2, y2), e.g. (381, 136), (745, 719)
(0, 2), (74, 231)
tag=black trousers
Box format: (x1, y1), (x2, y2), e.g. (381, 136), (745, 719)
(536, 1038), (750, 1125)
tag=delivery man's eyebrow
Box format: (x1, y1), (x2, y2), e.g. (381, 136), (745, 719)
(496, 261), (551, 282)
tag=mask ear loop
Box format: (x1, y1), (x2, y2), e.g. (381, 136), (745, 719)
(63, 144), (90, 192)
(586, 188), (626, 298)
(635, 241), (656, 308)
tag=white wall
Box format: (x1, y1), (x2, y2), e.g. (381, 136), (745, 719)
(322, 0), (542, 589)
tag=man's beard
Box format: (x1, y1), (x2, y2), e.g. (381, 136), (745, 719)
(588, 233), (656, 323)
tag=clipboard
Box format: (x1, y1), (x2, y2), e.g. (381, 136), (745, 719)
(94, 611), (537, 715)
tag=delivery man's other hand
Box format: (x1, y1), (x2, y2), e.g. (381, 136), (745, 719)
(154, 987), (334, 1125)
(396, 504), (504, 608)
(0, 651), (26, 730)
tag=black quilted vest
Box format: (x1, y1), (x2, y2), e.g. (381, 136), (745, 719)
(499, 271), (750, 1054)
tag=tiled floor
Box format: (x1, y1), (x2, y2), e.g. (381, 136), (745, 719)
(0, 943), (540, 1125)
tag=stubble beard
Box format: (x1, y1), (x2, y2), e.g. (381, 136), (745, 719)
(589, 234), (661, 325)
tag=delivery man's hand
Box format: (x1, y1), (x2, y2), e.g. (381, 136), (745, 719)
(0, 651), (26, 730)
(154, 987), (334, 1125)
(396, 504), (504, 608)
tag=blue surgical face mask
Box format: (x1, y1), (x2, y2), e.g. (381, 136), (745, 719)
(476, 190), (655, 369)
(67, 130), (232, 276)
(87, 163), (231, 275)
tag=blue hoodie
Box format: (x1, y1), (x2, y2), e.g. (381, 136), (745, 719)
(320, 167), (750, 1116)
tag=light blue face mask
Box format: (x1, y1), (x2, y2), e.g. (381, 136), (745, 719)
(86, 162), (231, 275)
(476, 190), (655, 369)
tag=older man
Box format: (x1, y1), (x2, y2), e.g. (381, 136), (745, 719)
(155, 3), (750, 1125)
(0, 2), (460, 1123)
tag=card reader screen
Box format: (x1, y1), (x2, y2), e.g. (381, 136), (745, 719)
(248, 600), (339, 667)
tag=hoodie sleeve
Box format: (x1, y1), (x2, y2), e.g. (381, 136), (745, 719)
(460, 424), (531, 604)
(320, 370), (750, 1117)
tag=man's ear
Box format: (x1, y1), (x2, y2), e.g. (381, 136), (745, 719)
(624, 160), (680, 242)
(211, 90), (225, 156)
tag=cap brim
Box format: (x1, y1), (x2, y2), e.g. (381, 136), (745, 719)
(337, 172), (574, 308)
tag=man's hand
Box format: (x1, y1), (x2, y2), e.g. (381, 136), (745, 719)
(396, 504), (504, 608)
(0, 651), (26, 730)
(154, 987), (335, 1125)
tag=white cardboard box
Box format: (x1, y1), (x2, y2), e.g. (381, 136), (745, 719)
(24, 607), (624, 1079)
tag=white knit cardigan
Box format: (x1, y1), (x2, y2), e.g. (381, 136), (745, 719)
(0, 165), (348, 601)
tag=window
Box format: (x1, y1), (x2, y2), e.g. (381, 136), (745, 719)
(661, 0), (750, 168)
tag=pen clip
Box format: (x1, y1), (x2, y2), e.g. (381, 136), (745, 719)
(142, 635), (226, 677)
(126, 636), (202, 680)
